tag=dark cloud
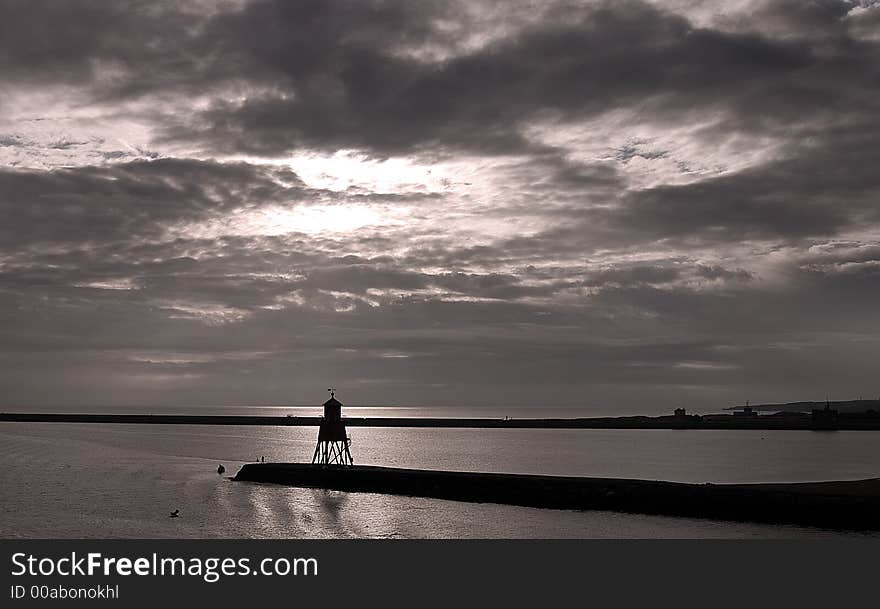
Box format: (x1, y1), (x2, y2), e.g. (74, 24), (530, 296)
(168, 0), (825, 156)
(0, 158), (303, 250)
(583, 265), (683, 287)
(694, 264), (753, 282)
(613, 128), (880, 243)
(0, 0), (205, 89)
(7, 0), (870, 157)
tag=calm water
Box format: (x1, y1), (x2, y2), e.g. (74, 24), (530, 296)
(1, 419), (879, 539)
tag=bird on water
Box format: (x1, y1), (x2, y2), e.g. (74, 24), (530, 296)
(169, 509), (179, 518)
(217, 464), (225, 475)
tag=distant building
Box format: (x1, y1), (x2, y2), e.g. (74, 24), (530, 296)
(811, 402), (839, 429)
(666, 407), (702, 428)
(733, 402), (758, 418)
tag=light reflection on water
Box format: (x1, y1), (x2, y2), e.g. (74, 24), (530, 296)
(1, 422), (878, 539)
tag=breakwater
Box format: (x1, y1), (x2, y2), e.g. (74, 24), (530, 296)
(3, 412), (880, 430)
(233, 463), (880, 531)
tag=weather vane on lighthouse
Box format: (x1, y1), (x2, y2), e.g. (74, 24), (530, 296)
(311, 388), (354, 466)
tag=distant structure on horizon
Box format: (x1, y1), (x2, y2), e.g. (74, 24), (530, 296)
(811, 400), (839, 430)
(312, 388), (354, 466)
(733, 401), (758, 418)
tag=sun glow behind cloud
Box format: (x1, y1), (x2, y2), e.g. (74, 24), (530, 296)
(174, 203), (402, 240)
(244, 150), (450, 194)
(246, 204), (392, 236)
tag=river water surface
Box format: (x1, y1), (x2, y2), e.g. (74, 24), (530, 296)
(2, 412), (878, 538)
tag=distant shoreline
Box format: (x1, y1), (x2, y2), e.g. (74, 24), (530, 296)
(3, 412), (880, 430)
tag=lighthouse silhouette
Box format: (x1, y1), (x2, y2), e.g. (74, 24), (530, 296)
(311, 388), (354, 466)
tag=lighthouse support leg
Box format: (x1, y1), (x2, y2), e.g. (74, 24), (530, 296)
(311, 439), (353, 466)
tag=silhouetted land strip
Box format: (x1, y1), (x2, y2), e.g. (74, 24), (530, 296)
(234, 463), (880, 531)
(727, 399), (880, 413)
(3, 412), (880, 429)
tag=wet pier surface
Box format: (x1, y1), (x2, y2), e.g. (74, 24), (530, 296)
(233, 463), (880, 531)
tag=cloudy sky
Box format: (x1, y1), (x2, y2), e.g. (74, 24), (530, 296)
(1, 0), (879, 413)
